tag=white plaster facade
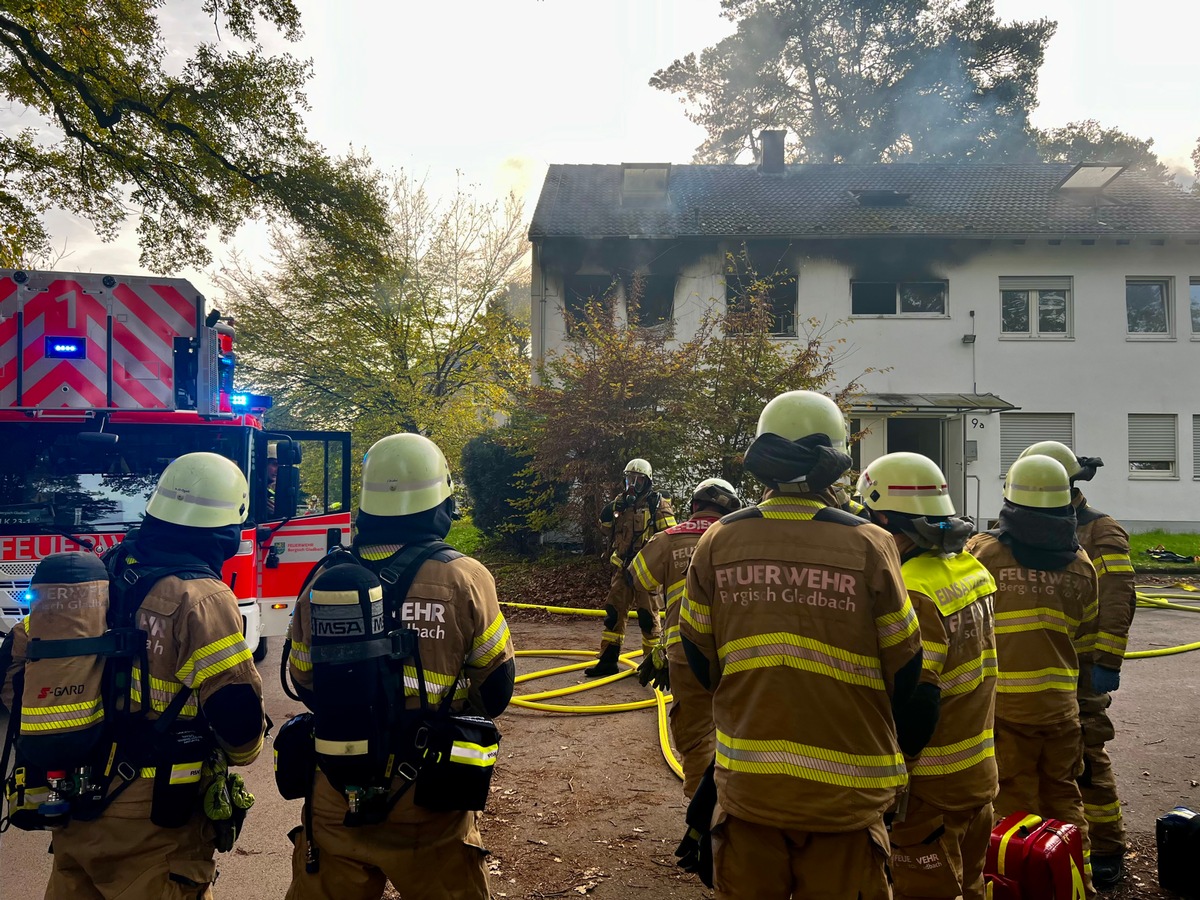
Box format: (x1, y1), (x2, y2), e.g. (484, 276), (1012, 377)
(532, 238), (1200, 531)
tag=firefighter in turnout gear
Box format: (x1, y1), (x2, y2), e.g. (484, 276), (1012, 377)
(679, 391), (924, 900)
(0, 452), (267, 899)
(632, 477), (742, 796)
(857, 453), (998, 900)
(587, 458), (676, 677)
(966, 454), (1099, 898)
(1018, 441), (1134, 889)
(284, 433), (516, 900)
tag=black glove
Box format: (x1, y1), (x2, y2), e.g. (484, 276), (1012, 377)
(637, 645), (670, 690)
(600, 501), (616, 523)
(637, 654), (657, 687)
(614, 494), (631, 512)
(675, 825), (713, 887)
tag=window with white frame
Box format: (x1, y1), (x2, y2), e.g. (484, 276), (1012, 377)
(851, 281), (948, 316)
(1128, 414), (1177, 477)
(999, 412), (1074, 474)
(1126, 278), (1173, 337)
(1190, 279), (1200, 336)
(1194, 415), (1200, 480)
(999, 277), (1071, 337)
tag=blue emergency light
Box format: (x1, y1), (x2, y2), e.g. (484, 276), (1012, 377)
(230, 392), (273, 411)
(45, 337), (86, 359)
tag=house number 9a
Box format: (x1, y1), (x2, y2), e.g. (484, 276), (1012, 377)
(970, 418), (985, 429)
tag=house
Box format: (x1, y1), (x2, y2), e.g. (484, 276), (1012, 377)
(528, 132), (1200, 531)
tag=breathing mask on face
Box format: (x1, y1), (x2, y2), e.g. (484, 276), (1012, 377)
(625, 474), (649, 496)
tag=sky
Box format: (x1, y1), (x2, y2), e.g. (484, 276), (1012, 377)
(18, 0), (1200, 300)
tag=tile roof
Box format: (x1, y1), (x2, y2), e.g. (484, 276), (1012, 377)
(529, 163), (1200, 239)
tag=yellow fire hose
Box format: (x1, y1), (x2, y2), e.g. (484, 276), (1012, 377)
(501, 584), (1200, 780)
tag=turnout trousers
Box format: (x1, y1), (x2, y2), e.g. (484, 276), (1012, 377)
(598, 568), (661, 656)
(1079, 689), (1126, 857)
(666, 657), (716, 798)
(890, 795), (994, 900)
(286, 773), (490, 900)
(46, 809), (216, 900)
(710, 811), (891, 900)
(994, 716), (1094, 898)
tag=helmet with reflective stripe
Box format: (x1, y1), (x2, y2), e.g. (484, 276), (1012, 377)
(624, 458), (653, 478)
(146, 452), (249, 528)
(691, 477), (742, 514)
(856, 452), (954, 517)
(360, 433), (454, 516)
(1017, 440), (1080, 478)
(755, 390), (847, 451)
(1004, 454), (1071, 509)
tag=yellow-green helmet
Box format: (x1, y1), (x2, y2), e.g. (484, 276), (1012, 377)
(1018, 441), (1080, 479)
(856, 452), (954, 517)
(1004, 455), (1071, 509)
(692, 477), (742, 514)
(755, 390), (846, 451)
(624, 458), (653, 478)
(359, 433), (454, 516)
(146, 452), (249, 528)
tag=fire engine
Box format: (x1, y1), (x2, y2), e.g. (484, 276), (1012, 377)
(0, 270), (352, 660)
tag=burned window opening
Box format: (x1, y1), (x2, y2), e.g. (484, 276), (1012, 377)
(726, 244), (797, 336)
(851, 281), (947, 316)
(622, 272), (675, 329)
(563, 274), (619, 333)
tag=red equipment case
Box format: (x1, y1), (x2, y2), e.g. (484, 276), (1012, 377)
(984, 812), (1087, 900)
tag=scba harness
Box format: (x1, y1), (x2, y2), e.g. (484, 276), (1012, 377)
(277, 543), (500, 843)
(0, 551), (221, 834)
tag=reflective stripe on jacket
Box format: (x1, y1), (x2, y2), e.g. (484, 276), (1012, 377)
(1074, 491), (1136, 671)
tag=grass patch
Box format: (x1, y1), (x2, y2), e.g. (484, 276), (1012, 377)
(1130, 530), (1200, 572)
(447, 514), (483, 555)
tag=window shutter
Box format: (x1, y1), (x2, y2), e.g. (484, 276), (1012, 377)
(1194, 416), (1200, 480)
(998, 276), (1072, 292)
(999, 413), (1075, 473)
(1129, 414), (1177, 462)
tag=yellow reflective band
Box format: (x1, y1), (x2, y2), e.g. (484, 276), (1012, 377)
(716, 730), (907, 789)
(656, 512), (677, 530)
(940, 649), (997, 696)
(996, 666), (1078, 693)
(757, 496), (823, 520)
(995, 606), (1075, 635)
(20, 697), (105, 733)
(719, 632), (885, 691)
(601, 631), (625, 644)
(1095, 632), (1128, 657)
(876, 599), (919, 649)
(997, 814), (1043, 876)
(665, 624), (681, 647)
(177, 632), (253, 689)
(131, 668), (199, 717)
(450, 740), (499, 768)
(1084, 801), (1123, 824)
(227, 739), (262, 766)
(289, 641), (313, 673)
(1093, 554), (1134, 575)
(680, 593), (712, 635)
(139, 768), (156, 778)
(631, 552), (659, 591)
(170, 762), (203, 785)
(922, 641), (949, 675)
(273, 749), (278, 772)
(664, 580), (685, 608)
(401, 666), (469, 701)
(468, 614), (511, 669)
(911, 730), (994, 777)
(315, 737), (370, 756)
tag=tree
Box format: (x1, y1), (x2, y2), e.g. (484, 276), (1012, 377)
(460, 430), (559, 552)
(515, 295), (706, 553)
(650, 0), (1054, 164)
(0, 0), (388, 270)
(1037, 121), (1174, 183)
(218, 173), (530, 477)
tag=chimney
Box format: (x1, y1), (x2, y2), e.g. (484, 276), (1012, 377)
(759, 130), (786, 174)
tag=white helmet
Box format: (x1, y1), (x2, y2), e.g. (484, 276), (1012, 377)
(692, 477), (742, 514)
(360, 433), (454, 517)
(755, 390), (847, 451)
(1017, 441), (1080, 479)
(856, 452), (955, 517)
(146, 452), (249, 529)
(1005, 455), (1071, 509)
(624, 458), (653, 478)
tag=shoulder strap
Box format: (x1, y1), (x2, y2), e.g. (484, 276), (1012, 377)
(1075, 504), (1106, 526)
(813, 506), (867, 528)
(720, 506), (763, 525)
(281, 546), (357, 701)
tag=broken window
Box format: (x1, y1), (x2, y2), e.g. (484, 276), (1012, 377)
(623, 272), (675, 329)
(562, 274), (619, 333)
(851, 281), (947, 316)
(725, 243), (797, 336)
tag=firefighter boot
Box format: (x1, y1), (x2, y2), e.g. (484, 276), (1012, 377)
(584, 644), (621, 678)
(1092, 854), (1125, 890)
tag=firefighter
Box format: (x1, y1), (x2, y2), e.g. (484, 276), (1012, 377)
(965, 454), (1098, 896)
(1017, 441), (1134, 888)
(857, 452), (998, 900)
(633, 477), (742, 796)
(586, 458), (676, 677)
(10, 452), (267, 899)
(285, 433), (516, 900)
(678, 390), (924, 900)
